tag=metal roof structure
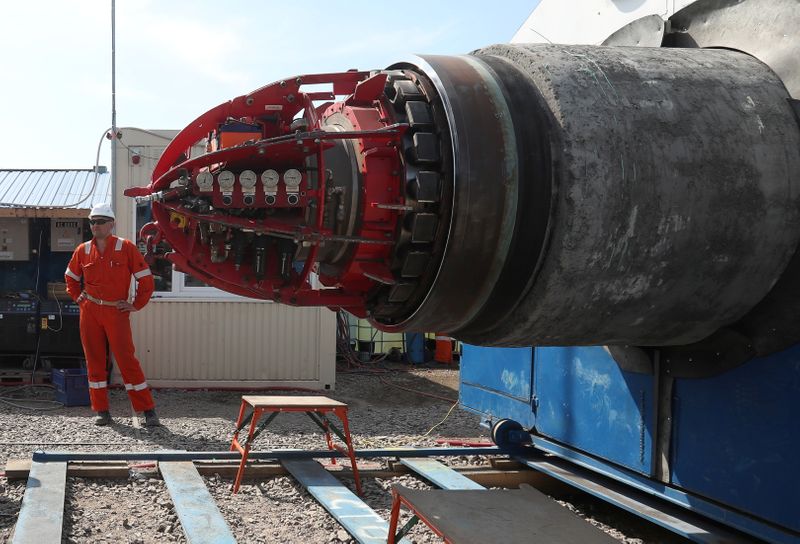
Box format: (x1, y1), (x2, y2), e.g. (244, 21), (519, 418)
(0, 169), (112, 217)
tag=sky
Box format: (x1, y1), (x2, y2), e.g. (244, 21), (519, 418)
(0, 0), (539, 170)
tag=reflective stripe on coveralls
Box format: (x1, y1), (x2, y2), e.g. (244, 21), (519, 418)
(125, 382), (149, 391)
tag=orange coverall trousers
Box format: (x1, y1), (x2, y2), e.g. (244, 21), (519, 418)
(80, 302), (154, 412)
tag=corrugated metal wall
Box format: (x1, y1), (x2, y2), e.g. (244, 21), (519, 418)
(130, 300), (336, 388)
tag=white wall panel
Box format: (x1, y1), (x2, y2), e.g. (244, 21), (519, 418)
(129, 300), (336, 389)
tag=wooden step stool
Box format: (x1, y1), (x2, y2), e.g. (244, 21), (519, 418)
(230, 395), (362, 494)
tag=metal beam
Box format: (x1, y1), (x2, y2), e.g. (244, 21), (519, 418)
(159, 461), (237, 544)
(398, 458), (485, 490)
(32, 446), (508, 463)
(12, 461), (67, 544)
(283, 459), (411, 544)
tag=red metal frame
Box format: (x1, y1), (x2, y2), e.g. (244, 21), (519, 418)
(125, 71), (409, 314)
(230, 397), (362, 495)
(388, 487), (453, 544)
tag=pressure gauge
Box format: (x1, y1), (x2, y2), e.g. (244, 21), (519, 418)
(196, 171), (214, 191)
(217, 170), (235, 191)
(261, 169), (279, 190)
(284, 168), (302, 189)
(239, 170), (257, 190)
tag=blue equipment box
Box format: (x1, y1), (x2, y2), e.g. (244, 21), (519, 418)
(51, 368), (90, 406)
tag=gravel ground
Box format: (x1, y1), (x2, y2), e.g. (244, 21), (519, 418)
(0, 367), (686, 543)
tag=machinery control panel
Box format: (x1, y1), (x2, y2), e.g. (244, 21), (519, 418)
(0, 218), (30, 261)
(0, 299), (37, 316)
(50, 218), (83, 252)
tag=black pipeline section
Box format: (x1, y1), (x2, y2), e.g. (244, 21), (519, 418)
(370, 45), (800, 367)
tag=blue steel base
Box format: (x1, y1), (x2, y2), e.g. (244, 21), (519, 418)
(460, 343), (800, 543)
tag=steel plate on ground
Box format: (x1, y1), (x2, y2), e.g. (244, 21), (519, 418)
(160, 461), (236, 543)
(12, 461), (67, 544)
(283, 459), (410, 544)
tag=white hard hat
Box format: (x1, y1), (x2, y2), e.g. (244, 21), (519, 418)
(89, 202), (115, 220)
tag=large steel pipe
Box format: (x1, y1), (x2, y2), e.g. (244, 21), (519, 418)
(374, 45), (800, 349)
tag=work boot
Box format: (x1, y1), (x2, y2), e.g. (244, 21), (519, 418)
(94, 411), (112, 426)
(144, 409), (161, 427)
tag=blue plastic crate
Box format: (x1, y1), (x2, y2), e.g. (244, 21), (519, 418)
(51, 368), (90, 407)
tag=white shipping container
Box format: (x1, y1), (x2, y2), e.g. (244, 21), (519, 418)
(129, 300), (336, 389)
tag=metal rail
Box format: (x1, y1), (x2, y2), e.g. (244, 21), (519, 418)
(32, 446), (508, 462)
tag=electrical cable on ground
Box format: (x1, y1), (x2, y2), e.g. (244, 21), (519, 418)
(422, 401), (460, 437)
(0, 384), (63, 411)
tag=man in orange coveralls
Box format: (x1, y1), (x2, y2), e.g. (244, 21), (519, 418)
(64, 203), (160, 426)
